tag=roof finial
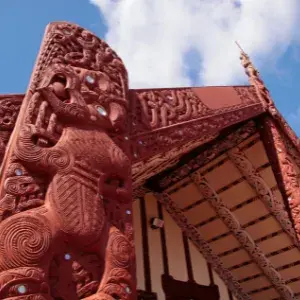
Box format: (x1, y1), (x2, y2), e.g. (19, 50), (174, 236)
(235, 41), (273, 108)
(235, 41), (244, 53)
(235, 41), (258, 79)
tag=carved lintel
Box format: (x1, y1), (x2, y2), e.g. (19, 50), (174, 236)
(191, 173), (294, 300)
(228, 145), (300, 248)
(153, 193), (251, 300)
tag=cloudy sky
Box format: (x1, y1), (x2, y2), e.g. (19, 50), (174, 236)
(1, 0), (300, 133)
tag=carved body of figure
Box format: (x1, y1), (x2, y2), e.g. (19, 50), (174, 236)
(0, 23), (135, 300)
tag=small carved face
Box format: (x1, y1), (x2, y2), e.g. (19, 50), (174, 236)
(38, 64), (128, 134)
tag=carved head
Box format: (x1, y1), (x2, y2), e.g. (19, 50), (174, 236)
(36, 24), (129, 134)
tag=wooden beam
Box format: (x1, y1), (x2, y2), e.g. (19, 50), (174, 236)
(228, 146), (300, 248)
(191, 172), (295, 300)
(153, 192), (251, 300)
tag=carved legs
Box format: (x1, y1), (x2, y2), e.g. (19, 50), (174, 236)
(90, 226), (135, 300)
(0, 210), (135, 300)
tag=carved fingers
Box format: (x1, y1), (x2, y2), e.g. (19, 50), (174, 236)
(14, 123), (73, 173)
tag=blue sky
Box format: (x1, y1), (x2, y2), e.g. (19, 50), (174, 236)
(1, 0), (300, 135)
(0, 0), (107, 93)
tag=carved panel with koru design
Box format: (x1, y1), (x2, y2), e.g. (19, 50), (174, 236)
(0, 22), (135, 300)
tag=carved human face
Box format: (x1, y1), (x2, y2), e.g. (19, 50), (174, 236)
(38, 63), (128, 135)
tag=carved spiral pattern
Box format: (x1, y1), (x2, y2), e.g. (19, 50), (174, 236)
(4, 176), (37, 195)
(43, 148), (72, 171)
(15, 125), (43, 163)
(0, 215), (51, 270)
(109, 231), (131, 269)
(4, 178), (21, 195)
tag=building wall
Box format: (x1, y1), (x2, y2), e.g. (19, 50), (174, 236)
(133, 193), (235, 300)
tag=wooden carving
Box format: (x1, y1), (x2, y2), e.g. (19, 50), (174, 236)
(0, 95), (23, 165)
(0, 22), (135, 300)
(259, 117), (300, 241)
(192, 172), (294, 300)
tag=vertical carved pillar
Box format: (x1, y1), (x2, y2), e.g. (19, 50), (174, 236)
(258, 116), (300, 241)
(0, 22), (135, 300)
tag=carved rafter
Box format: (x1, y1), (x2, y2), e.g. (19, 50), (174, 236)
(227, 146), (300, 248)
(259, 116), (300, 240)
(191, 172), (294, 300)
(153, 192), (251, 300)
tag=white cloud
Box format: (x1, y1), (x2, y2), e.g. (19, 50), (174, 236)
(90, 0), (300, 89)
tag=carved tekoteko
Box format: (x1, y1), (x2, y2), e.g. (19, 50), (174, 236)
(0, 22), (135, 299)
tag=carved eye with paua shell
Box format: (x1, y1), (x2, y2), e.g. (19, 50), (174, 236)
(84, 72), (110, 92)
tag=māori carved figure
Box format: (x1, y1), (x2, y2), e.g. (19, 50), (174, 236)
(0, 22), (135, 300)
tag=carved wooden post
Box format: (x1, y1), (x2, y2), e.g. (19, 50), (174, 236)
(258, 116), (300, 241)
(0, 22), (135, 300)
